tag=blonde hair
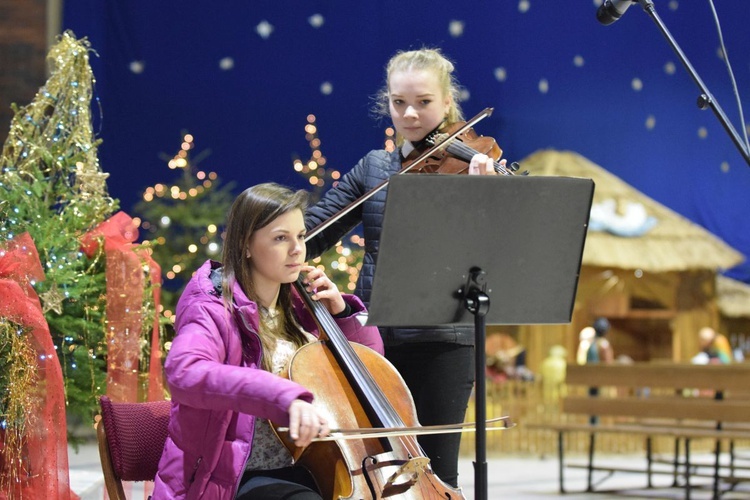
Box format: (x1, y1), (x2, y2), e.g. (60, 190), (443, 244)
(372, 48), (464, 141)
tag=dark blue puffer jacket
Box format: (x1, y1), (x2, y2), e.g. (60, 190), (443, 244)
(305, 148), (475, 346)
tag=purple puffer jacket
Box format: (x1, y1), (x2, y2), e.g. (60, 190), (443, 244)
(152, 260), (384, 499)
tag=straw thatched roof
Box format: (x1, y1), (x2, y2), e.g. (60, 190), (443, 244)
(716, 275), (750, 317)
(521, 150), (744, 272)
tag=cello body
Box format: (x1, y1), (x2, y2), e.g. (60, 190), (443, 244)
(276, 340), (465, 499)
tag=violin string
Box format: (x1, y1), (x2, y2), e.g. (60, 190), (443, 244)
(429, 132), (511, 175)
(447, 140), (511, 176)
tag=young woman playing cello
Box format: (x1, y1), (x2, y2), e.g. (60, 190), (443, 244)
(152, 183), (383, 499)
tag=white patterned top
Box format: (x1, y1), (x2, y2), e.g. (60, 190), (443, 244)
(245, 313), (317, 471)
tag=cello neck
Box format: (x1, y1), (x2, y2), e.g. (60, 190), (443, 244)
(293, 279), (405, 428)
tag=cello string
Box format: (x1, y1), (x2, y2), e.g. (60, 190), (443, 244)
(296, 280), (419, 454)
(297, 280), (407, 429)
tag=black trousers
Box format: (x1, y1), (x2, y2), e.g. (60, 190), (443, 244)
(385, 342), (475, 488)
(235, 467), (321, 500)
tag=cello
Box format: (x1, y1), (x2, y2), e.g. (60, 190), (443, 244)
(273, 277), (467, 499)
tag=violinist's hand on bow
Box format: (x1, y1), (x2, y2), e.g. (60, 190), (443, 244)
(468, 153), (506, 176)
(288, 399), (330, 447)
(301, 265), (346, 315)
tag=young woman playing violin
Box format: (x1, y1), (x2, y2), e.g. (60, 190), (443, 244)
(305, 47), (505, 489)
(152, 183), (383, 499)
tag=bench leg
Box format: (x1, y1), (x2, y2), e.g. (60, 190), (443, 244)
(672, 438), (680, 487)
(587, 432), (596, 492)
(646, 436), (653, 488)
(558, 431), (566, 494)
(713, 439), (721, 500)
(685, 438), (692, 500)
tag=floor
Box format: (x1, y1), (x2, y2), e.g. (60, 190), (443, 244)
(69, 442), (750, 499)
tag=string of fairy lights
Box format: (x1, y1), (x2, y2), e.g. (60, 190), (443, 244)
(293, 113), (384, 292)
(136, 115), (396, 328)
(136, 133), (223, 277)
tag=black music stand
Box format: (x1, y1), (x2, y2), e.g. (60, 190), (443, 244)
(366, 174), (594, 500)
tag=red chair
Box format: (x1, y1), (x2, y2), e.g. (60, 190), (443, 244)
(96, 395), (171, 500)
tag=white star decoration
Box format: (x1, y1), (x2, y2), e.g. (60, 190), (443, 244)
(308, 14), (324, 28)
(219, 57), (234, 70)
(256, 20), (274, 39)
(448, 20), (464, 37)
(129, 61), (145, 74)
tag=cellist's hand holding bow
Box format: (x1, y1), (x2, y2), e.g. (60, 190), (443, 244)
(287, 399), (330, 447)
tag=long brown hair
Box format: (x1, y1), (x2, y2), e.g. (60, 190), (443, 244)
(221, 183), (309, 370)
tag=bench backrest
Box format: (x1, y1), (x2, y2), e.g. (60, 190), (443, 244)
(562, 363), (750, 423)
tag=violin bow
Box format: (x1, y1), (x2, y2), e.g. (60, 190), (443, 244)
(398, 107), (494, 174)
(278, 415), (513, 442)
(304, 107), (494, 242)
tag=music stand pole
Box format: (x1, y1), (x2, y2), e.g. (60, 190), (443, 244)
(635, 0), (750, 166)
(364, 174), (594, 498)
(461, 267), (490, 500)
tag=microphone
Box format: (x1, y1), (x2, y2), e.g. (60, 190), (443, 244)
(596, 0), (637, 26)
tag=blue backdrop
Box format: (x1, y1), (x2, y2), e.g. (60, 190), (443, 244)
(61, 1), (750, 282)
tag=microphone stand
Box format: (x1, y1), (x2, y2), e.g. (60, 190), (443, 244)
(635, 0), (750, 166)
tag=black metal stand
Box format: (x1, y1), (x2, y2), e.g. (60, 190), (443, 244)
(635, 0), (750, 166)
(460, 267), (491, 500)
(365, 174), (594, 498)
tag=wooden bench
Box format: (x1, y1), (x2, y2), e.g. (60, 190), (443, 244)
(534, 363), (750, 499)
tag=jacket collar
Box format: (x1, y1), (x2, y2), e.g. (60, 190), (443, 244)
(202, 260), (259, 330)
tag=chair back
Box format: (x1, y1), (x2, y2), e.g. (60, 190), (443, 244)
(97, 395), (171, 500)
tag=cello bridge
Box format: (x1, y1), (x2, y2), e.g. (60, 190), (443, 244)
(384, 456), (430, 489)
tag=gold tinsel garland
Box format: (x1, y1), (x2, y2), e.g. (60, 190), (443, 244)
(0, 319), (37, 493)
(0, 30), (119, 497)
(0, 29), (114, 221)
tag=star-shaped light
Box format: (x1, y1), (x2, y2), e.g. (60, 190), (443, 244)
(256, 20), (274, 39)
(219, 57), (234, 70)
(74, 161), (109, 199)
(448, 20), (465, 37)
(129, 61), (145, 74)
(308, 14), (324, 28)
(40, 283), (65, 315)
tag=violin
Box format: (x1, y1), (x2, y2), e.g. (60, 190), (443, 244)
(305, 107), (527, 241)
(405, 122), (527, 176)
(272, 278), (467, 499)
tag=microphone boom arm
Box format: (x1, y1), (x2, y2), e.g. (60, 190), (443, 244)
(634, 0), (750, 166)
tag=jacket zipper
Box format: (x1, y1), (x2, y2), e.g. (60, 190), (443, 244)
(189, 456), (202, 483)
(238, 312), (263, 368)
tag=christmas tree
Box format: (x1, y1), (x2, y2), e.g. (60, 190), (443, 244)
(133, 132), (235, 327)
(293, 114), (366, 292)
(0, 31), (121, 437)
(0, 32), (161, 447)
